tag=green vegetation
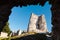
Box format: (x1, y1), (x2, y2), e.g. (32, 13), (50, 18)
(2, 22), (11, 34)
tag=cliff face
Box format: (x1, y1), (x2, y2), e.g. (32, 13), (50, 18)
(27, 13), (48, 33)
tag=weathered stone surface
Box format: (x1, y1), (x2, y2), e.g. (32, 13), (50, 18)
(17, 29), (22, 36)
(28, 13), (48, 33)
(37, 15), (48, 33)
(27, 13), (38, 32)
(10, 29), (22, 37)
(0, 32), (8, 38)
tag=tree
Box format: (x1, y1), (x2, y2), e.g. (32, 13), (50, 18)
(2, 22), (11, 34)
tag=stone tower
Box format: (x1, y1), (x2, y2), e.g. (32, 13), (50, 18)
(27, 13), (48, 33)
(27, 13), (38, 32)
(36, 15), (48, 33)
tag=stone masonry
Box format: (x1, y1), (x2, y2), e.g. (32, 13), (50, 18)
(27, 13), (48, 33)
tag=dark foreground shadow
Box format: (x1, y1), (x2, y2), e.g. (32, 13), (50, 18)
(11, 33), (47, 40)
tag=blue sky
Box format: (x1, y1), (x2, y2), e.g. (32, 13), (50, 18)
(9, 2), (52, 32)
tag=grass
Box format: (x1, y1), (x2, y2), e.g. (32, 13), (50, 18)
(0, 32), (47, 40)
(0, 32), (36, 40)
(11, 32), (36, 39)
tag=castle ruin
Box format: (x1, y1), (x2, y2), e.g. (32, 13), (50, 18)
(27, 13), (48, 33)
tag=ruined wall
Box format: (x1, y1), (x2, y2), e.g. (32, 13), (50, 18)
(27, 13), (38, 32)
(28, 13), (48, 33)
(37, 15), (48, 33)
